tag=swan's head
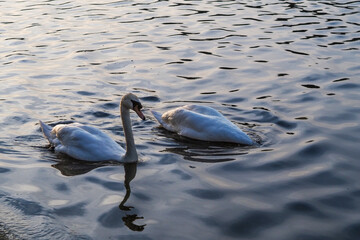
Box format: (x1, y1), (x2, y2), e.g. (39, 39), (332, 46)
(121, 93), (146, 120)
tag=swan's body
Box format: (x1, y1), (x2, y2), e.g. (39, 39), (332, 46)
(39, 122), (126, 161)
(40, 93), (145, 162)
(151, 105), (253, 145)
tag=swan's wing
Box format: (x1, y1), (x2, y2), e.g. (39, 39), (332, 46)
(182, 105), (224, 117)
(180, 112), (252, 144)
(52, 124), (125, 161)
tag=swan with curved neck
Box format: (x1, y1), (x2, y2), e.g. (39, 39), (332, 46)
(39, 93), (145, 162)
(151, 104), (253, 145)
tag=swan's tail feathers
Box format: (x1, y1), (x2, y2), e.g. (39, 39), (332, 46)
(39, 120), (53, 144)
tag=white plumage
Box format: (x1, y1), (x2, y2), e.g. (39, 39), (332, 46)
(39, 122), (126, 161)
(39, 93), (145, 162)
(151, 105), (253, 145)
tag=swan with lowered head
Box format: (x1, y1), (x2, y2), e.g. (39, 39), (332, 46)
(39, 93), (145, 162)
(151, 104), (253, 145)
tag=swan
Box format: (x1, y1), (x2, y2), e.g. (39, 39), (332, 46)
(39, 93), (145, 162)
(151, 105), (253, 145)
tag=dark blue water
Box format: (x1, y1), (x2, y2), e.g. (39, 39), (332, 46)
(1, 0), (360, 239)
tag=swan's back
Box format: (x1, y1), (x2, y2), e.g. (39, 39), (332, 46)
(152, 105), (253, 145)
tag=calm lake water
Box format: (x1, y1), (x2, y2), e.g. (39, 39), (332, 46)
(1, 0), (360, 239)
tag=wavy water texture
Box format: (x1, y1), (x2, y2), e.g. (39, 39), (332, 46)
(0, 0), (360, 240)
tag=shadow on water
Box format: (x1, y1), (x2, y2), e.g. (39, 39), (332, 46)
(153, 127), (256, 163)
(52, 159), (110, 176)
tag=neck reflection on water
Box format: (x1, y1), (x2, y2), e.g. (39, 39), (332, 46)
(52, 160), (146, 232)
(120, 162), (146, 232)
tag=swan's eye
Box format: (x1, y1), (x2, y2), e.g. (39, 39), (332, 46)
(131, 100), (142, 110)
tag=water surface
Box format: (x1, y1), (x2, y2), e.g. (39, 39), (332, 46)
(1, 1), (360, 239)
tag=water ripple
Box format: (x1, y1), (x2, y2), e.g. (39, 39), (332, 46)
(1, 0), (359, 239)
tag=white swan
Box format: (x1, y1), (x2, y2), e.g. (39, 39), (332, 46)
(151, 105), (253, 145)
(39, 93), (145, 162)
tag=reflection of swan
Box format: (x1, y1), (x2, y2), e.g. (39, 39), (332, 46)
(162, 146), (247, 163)
(119, 162), (137, 211)
(119, 162), (146, 232)
(155, 128), (248, 162)
(39, 93), (145, 162)
(151, 105), (253, 145)
(52, 159), (146, 232)
(51, 159), (106, 176)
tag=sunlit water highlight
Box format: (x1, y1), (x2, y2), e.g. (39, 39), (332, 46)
(1, 1), (360, 239)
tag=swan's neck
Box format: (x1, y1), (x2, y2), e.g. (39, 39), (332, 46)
(121, 106), (138, 162)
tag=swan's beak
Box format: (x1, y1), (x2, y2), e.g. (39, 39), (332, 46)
(134, 105), (146, 120)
